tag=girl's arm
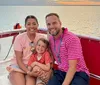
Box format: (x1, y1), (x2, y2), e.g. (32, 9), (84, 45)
(31, 62), (51, 71)
(62, 60), (77, 85)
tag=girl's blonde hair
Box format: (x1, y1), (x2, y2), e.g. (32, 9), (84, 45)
(32, 38), (49, 53)
(37, 38), (49, 48)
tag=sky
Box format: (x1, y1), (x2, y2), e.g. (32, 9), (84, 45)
(0, 0), (100, 6)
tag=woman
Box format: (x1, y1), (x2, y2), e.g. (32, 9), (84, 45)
(8, 15), (47, 85)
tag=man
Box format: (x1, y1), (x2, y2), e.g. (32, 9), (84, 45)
(45, 13), (89, 85)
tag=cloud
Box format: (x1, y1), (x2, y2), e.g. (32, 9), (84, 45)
(55, 0), (100, 5)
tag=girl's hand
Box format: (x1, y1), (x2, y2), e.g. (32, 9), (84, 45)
(34, 61), (38, 65)
(38, 69), (53, 83)
(31, 61), (38, 67)
(27, 68), (39, 77)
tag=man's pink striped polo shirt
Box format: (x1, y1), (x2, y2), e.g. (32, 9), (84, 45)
(49, 28), (89, 75)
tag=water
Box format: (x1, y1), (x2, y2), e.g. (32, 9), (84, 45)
(0, 6), (100, 75)
(0, 6), (100, 37)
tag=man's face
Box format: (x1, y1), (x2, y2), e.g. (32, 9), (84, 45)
(46, 15), (62, 36)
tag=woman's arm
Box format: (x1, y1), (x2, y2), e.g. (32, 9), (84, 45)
(62, 60), (77, 85)
(15, 50), (29, 73)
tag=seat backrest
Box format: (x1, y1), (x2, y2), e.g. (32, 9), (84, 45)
(79, 36), (100, 75)
(79, 36), (100, 85)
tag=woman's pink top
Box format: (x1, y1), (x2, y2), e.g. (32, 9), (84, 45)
(11, 32), (47, 65)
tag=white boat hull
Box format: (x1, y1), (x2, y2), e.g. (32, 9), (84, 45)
(0, 74), (11, 85)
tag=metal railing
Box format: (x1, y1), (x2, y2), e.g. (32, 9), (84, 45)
(90, 73), (100, 80)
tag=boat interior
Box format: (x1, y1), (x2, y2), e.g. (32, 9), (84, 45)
(0, 28), (100, 85)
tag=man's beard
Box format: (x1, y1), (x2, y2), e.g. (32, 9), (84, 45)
(50, 29), (60, 36)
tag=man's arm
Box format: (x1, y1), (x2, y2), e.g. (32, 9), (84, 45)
(62, 59), (77, 85)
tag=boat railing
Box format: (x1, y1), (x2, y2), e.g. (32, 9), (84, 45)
(0, 29), (26, 38)
(0, 28), (100, 84)
(0, 28), (100, 40)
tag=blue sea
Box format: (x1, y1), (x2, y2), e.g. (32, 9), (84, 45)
(0, 6), (100, 75)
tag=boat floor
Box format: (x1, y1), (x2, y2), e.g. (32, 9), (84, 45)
(0, 73), (11, 85)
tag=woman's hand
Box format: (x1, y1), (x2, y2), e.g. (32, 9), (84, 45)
(27, 66), (32, 71)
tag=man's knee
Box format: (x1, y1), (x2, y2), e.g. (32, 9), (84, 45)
(70, 72), (89, 85)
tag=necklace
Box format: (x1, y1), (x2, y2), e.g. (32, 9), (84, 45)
(29, 41), (35, 52)
(37, 55), (42, 61)
(53, 33), (64, 63)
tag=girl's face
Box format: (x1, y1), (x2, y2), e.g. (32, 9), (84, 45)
(25, 18), (38, 35)
(36, 40), (47, 54)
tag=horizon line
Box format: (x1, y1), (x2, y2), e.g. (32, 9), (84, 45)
(56, 1), (100, 5)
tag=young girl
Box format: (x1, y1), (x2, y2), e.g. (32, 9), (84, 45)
(7, 38), (52, 85)
(27, 38), (52, 85)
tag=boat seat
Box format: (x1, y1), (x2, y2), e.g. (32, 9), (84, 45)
(79, 37), (100, 85)
(0, 74), (11, 85)
(0, 29), (100, 85)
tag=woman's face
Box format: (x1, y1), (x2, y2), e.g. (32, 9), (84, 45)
(25, 18), (38, 34)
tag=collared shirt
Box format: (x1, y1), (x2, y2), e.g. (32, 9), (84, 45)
(49, 28), (89, 75)
(28, 51), (52, 66)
